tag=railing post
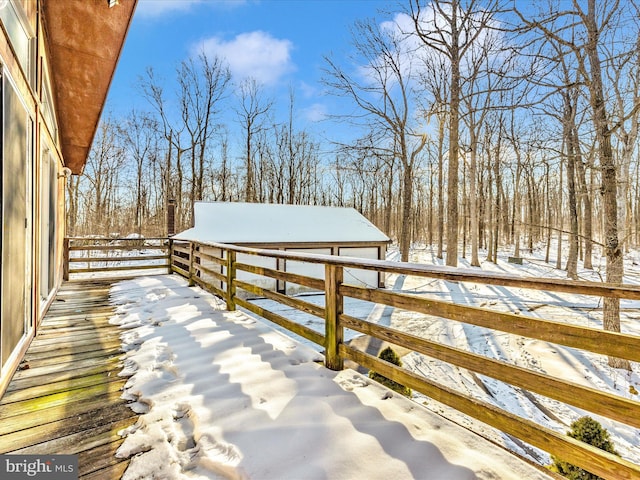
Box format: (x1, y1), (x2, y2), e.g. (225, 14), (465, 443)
(188, 242), (196, 287)
(325, 264), (344, 370)
(63, 238), (70, 281)
(226, 250), (236, 311)
(87, 239), (92, 272)
(167, 238), (174, 274)
(166, 199), (176, 236)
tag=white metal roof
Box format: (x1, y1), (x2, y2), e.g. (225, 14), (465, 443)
(174, 202), (391, 244)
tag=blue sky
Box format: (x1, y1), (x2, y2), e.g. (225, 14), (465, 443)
(106, 0), (395, 136)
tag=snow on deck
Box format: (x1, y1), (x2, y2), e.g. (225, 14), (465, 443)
(110, 275), (551, 480)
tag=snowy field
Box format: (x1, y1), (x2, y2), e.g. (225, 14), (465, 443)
(107, 243), (640, 477)
(394, 246), (640, 466)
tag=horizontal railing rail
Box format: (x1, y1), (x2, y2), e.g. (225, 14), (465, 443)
(63, 236), (171, 280)
(164, 238), (639, 479)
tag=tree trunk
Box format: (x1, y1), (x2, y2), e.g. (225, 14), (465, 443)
(544, 162), (552, 263)
(574, 134), (593, 269)
(493, 145), (501, 264)
(66, 175), (79, 237)
(583, 0), (630, 369)
(437, 115), (445, 259)
(556, 160), (563, 271)
(564, 94), (579, 280)
(513, 154), (523, 259)
(446, 42), (460, 267)
(469, 132), (480, 267)
(400, 163), (413, 262)
(385, 162), (394, 236)
(486, 151), (494, 262)
(462, 157), (467, 259)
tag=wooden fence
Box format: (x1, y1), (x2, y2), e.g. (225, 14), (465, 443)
(168, 238), (640, 480)
(63, 237), (170, 280)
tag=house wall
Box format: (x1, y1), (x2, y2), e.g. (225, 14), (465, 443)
(0, 0), (66, 396)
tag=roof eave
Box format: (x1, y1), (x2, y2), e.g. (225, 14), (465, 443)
(41, 0), (137, 174)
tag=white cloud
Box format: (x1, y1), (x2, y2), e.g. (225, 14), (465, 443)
(302, 103), (328, 122)
(196, 31), (295, 86)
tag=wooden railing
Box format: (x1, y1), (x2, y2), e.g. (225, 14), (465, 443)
(63, 236), (170, 280)
(168, 239), (640, 480)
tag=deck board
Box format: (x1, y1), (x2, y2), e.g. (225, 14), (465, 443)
(0, 279), (136, 479)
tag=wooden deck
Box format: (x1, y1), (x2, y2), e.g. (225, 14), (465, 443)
(0, 279), (136, 479)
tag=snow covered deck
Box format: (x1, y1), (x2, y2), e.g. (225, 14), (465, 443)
(110, 274), (553, 479)
(3, 275), (553, 479)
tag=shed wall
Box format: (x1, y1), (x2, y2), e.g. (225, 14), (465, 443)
(194, 243), (387, 299)
(237, 253), (277, 292)
(339, 247), (382, 288)
(285, 248), (331, 295)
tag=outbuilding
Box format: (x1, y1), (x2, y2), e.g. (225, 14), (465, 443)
(174, 202), (391, 294)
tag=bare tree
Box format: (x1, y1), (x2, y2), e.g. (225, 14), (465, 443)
(460, 30), (513, 266)
(563, 88), (580, 279)
(576, 135), (595, 270)
(177, 52), (231, 224)
(610, 34), (640, 255)
(409, 0), (503, 266)
(139, 67), (186, 229)
(323, 17), (427, 262)
(416, 52), (449, 258)
(518, 0), (637, 369)
(80, 119), (125, 233)
(235, 78), (273, 202)
(273, 117), (322, 205)
(120, 110), (157, 237)
(276, 89), (321, 205)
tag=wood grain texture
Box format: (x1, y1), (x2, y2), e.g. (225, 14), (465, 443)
(0, 279), (137, 479)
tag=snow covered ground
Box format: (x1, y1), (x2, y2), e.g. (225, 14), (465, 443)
(250, 244), (640, 467)
(108, 243), (640, 478)
(394, 245), (640, 466)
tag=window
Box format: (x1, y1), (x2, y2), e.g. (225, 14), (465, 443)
(41, 65), (57, 142)
(0, 0), (36, 88)
(1, 67), (32, 368)
(39, 147), (57, 304)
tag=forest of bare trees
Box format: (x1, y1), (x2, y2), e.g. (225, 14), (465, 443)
(69, 0), (640, 281)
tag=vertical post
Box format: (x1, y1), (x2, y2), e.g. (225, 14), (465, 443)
(226, 250), (236, 311)
(167, 238), (174, 274)
(63, 237), (70, 281)
(379, 245), (387, 288)
(325, 264), (344, 370)
(167, 199), (176, 236)
(188, 242), (196, 287)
